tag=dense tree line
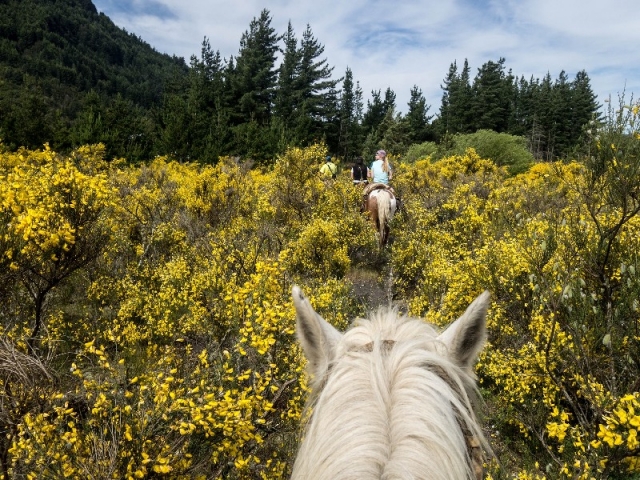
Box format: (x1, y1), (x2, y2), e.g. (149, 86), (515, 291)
(438, 58), (600, 160)
(0, 0), (600, 163)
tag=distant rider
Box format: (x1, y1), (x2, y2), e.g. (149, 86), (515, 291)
(351, 156), (368, 185)
(363, 149), (401, 211)
(320, 155), (337, 179)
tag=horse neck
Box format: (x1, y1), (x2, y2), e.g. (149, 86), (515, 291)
(293, 314), (484, 480)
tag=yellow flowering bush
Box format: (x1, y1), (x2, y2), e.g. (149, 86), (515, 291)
(0, 144), (116, 341)
(4, 105), (640, 479)
(390, 101), (640, 478)
(1, 142), (374, 479)
(267, 144), (327, 232)
(282, 218), (351, 278)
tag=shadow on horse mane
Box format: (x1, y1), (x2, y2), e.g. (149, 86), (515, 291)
(292, 286), (491, 480)
(365, 185), (396, 248)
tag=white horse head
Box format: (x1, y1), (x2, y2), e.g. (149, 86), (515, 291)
(292, 286), (491, 480)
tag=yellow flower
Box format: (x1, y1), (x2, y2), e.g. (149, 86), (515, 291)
(598, 424), (623, 447)
(152, 464), (173, 473)
(615, 407), (628, 425)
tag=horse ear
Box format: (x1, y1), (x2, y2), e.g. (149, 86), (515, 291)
(437, 291), (490, 371)
(292, 286), (342, 378)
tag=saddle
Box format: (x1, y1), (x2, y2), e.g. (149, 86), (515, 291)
(362, 183), (402, 213)
(363, 182), (395, 198)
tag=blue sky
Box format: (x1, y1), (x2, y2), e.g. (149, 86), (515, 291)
(93, 0), (640, 115)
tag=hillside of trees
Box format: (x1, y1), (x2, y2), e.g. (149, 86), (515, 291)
(0, 0), (600, 164)
(0, 0), (188, 155)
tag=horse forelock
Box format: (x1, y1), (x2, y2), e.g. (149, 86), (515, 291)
(293, 308), (487, 480)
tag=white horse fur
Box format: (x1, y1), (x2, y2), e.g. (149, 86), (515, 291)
(368, 189), (396, 248)
(291, 286), (491, 480)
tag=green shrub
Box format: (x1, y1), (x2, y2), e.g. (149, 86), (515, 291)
(403, 141), (438, 163)
(438, 130), (534, 175)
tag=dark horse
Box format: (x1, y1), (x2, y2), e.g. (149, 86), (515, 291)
(364, 183), (397, 248)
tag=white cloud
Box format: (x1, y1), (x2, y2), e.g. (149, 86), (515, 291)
(93, 0), (640, 114)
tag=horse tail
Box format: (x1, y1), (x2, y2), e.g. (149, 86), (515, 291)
(377, 191), (391, 243)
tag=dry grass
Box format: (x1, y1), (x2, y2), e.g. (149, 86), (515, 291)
(0, 337), (53, 388)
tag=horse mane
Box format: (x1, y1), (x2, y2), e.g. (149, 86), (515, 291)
(293, 305), (489, 480)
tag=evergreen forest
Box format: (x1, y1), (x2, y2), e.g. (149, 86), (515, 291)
(1, 0), (600, 164)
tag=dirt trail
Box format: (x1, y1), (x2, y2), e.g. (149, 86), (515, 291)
(346, 265), (406, 314)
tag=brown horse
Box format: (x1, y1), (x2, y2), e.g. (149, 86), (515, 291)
(364, 184), (397, 248)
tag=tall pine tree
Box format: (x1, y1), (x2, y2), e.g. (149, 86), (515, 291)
(227, 9), (280, 160)
(363, 89), (391, 136)
(536, 72), (555, 160)
(338, 67), (364, 160)
(186, 37), (230, 163)
(405, 85), (433, 143)
(231, 9), (279, 125)
(570, 70), (600, 145)
(438, 59), (473, 135)
(551, 70), (573, 158)
(471, 58), (510, 132)
(293, 24), (341, 147)
(274, 21), (300, 139)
